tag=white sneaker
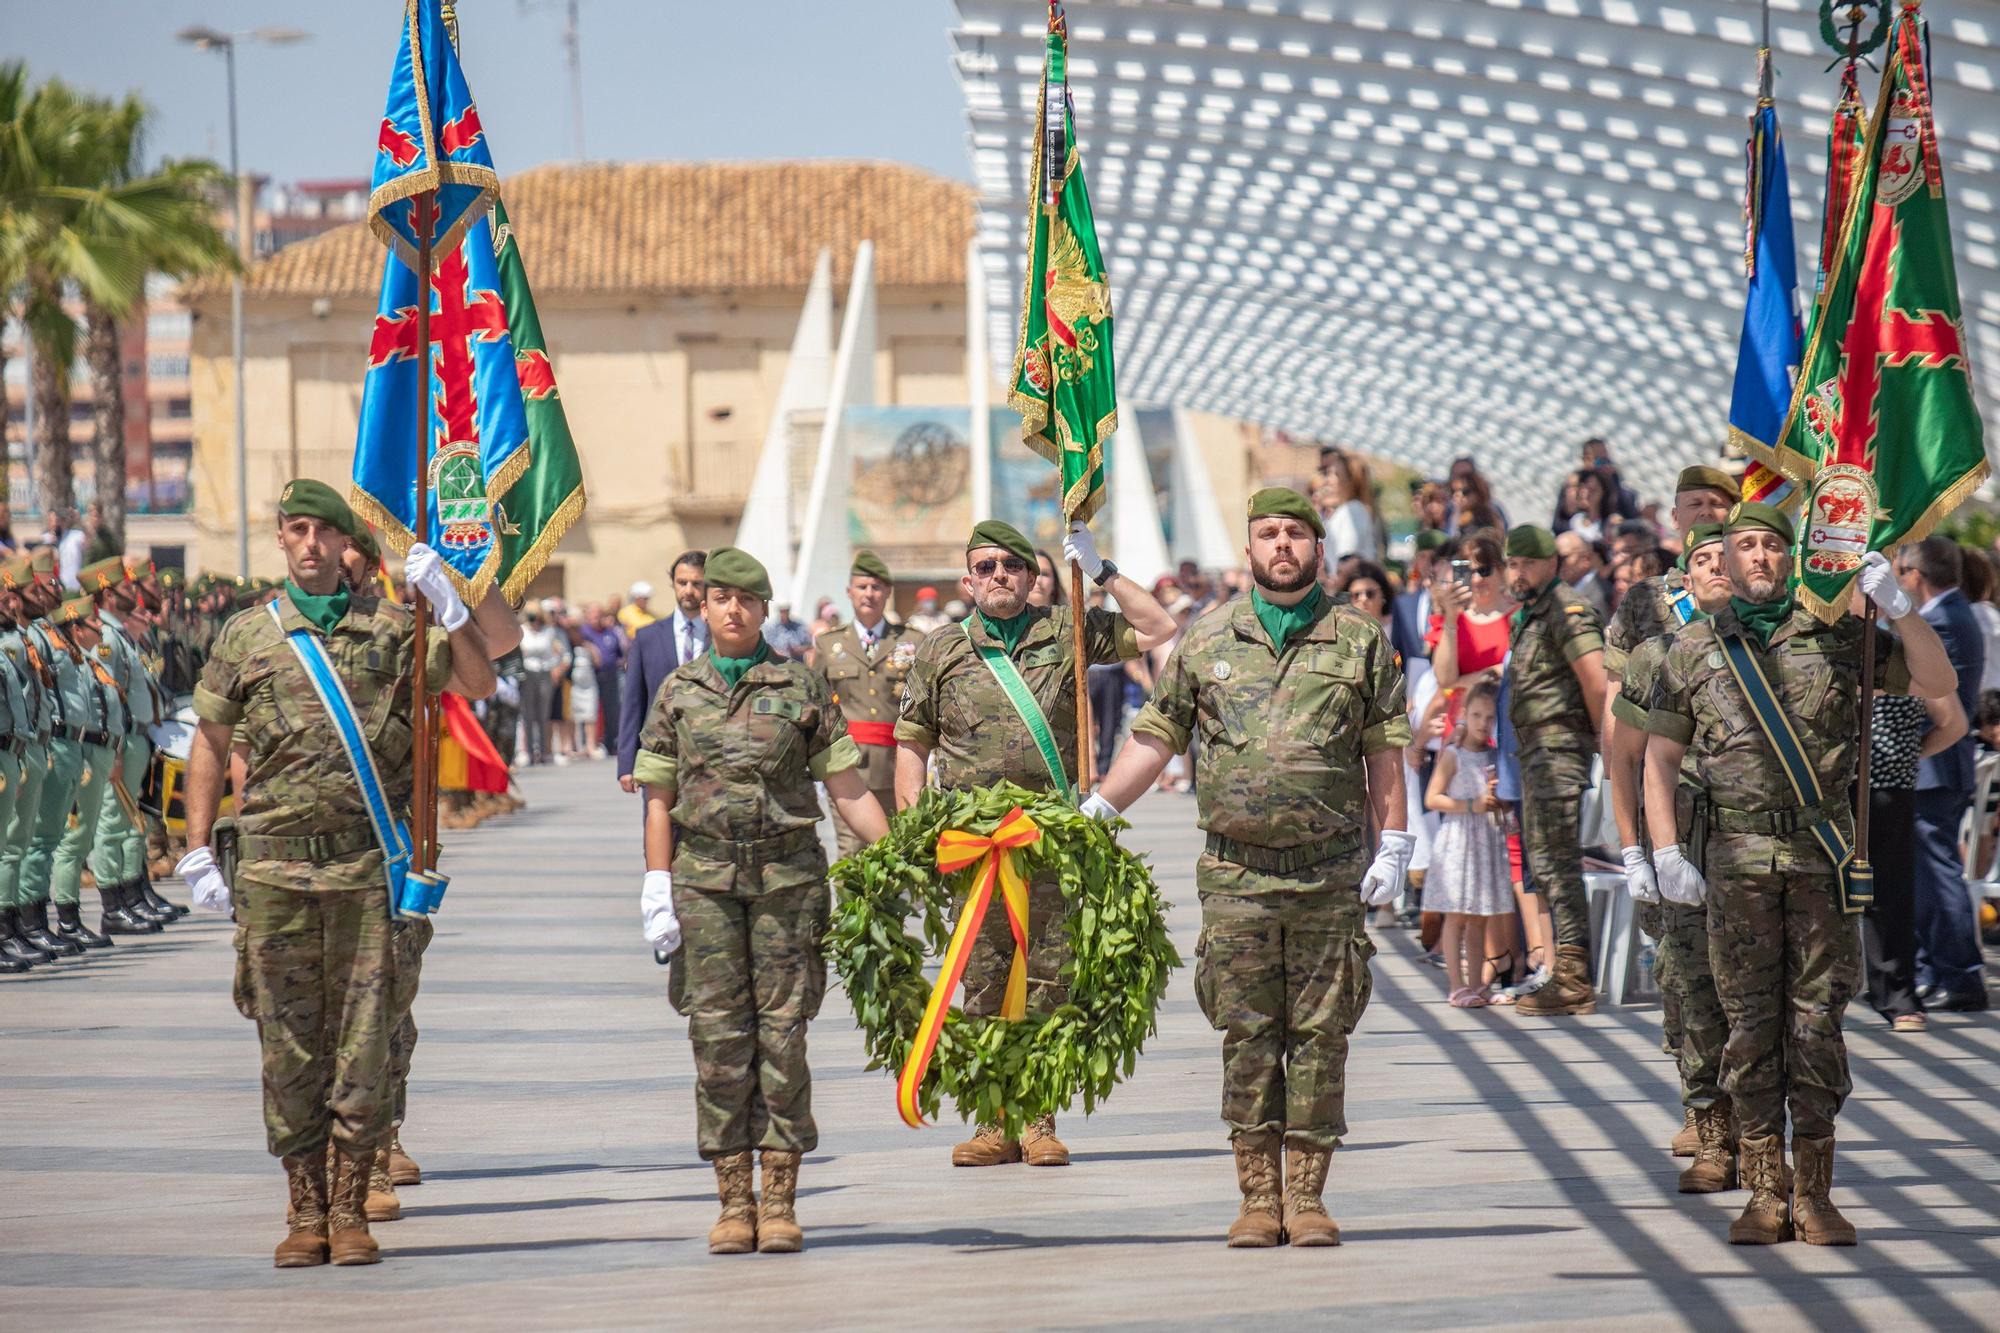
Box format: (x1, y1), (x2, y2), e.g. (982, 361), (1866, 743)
(1506, 966), (1552, 999)
(553, 753), (571, 766)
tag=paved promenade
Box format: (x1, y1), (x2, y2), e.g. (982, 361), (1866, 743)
(3, 761), (1997, 1330)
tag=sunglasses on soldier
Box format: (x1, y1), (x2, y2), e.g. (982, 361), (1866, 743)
(971, 557), (1029, 579)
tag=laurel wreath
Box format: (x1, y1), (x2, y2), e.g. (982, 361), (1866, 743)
(1819, 0), (1889, 62)
(826, 782), (1179, 1138)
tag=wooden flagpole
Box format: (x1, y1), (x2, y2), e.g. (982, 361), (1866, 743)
(412, 191), (436, 872)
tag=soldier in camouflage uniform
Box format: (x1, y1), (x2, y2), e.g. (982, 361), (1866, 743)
(633, 547), (888, 1256)
(1501, 524), (1609, 1016)
(1644, 503), (1954, 1246)
(1608, 525), (1740, 1191)
(1599, 467), (1737, 1151)
(1089, 488), (1413, 1247)
(894, 517), (1175, 1168)
(815, 550), (922, 858)
(179, 479), (495, 1268)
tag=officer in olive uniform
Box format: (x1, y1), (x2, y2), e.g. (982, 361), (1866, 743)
(1608, 524), (1739, 1191)
(1500, 524), (1609, 1016)
(179, 479), (495, 1269)
(894, 517), (1177, 1168)
(47, 584), (129, 948)
(815, 550), (922, 858)
(1645, 503), (1955, 1246)
(633, 547), (889, 1256)
(1090, 488), (1414, 1248)
(0, 560), (44, 971)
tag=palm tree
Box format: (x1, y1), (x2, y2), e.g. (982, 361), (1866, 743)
(0, 63), (233, 542)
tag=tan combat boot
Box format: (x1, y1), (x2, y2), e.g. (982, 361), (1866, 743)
(365, 1146), (402, 1222)
(1677, 1103), (1738, 1193)
(951, 1123), (1023, 1167)
(274, 1151), (330, 1268)
(1514, 944), (1597, 1016)
(387, 1130), (421, 1186)
(1282, 1144), (1341, 1247)
(708, 1151), (757, 1255)
(326, 1146), (383, 1265)
(1022, 1114), (1070, 1167)
(1791, 1135), (1857, 1246)
(1671, 1107), (1699, 1158)
(1226, 1133), (1284, 1248)
(756, 1149), (804, 1253)
(1727, 1134), (1792, 1245)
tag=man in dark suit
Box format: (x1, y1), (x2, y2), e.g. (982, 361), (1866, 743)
(617, 550), (708, 794)
(1897, 537), (1989, 1011)
(1391, 529), (1447, 667)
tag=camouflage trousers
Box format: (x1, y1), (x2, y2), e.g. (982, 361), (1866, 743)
(1707, 871), (1858, 1141)
(1638, 900), (1682, 1055)
(389, 915), (435, 1127)
(831, 782), (895, 862)
(1518, 748), (1592, 950)
(1194, 879), (1375, 1150)
(1656, 901), (1726, 1110)
(676, 875), (828, 1160)
(961, 873), (1070, 1018)
(238, 886), (396, 1159)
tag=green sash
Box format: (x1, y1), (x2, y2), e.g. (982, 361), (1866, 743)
(1714, 634), (1870, 913)
(961, 617), (1074, 800)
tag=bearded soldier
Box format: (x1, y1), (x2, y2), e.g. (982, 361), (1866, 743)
(1088, 489), (1411, 1246)
(1644, 504), (1954, 1246)
(894, 518), (1175, 1169)
(815, 550), (921, 858)
(1500, 525), (1609, 1016)
(633, 547), (889, 1254)
(1607, 525), (1737, 1191)
(178, 480), (495, 1267)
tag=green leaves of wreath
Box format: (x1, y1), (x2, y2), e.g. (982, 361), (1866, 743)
(827, 782), (1179, 1139)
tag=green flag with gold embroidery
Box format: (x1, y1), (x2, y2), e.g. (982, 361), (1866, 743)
(1007, 0), (1115, 523)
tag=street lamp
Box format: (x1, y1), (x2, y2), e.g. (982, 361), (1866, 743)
(177, 24), (309, 578)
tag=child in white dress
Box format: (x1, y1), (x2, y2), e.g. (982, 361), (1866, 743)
(1424, 682), (1513, 1007)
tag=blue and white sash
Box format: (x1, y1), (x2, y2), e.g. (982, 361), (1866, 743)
(266, 602), (413, 907)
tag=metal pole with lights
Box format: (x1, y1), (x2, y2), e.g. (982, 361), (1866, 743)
(177, 25), (308, 577)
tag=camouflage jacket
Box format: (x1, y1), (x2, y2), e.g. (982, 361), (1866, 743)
(815, 618), (923, 791)
(194, 589), (451, 894)
(633, 652), (861, 894)
(1648, 602), (1908, 875)
(1506, 579), (1604, 755)
(1131, 595), (1411, 858)
(1603, 571), (1691, 676)
(895, 606), (1137, 794)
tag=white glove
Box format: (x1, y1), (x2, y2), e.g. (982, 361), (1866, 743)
(404, 541), (471, 631)
(1653, 845), (1708, 906)
(641, 870), (681, 953)
(1856, 550), (1911, 620)
(176, 845), (231, 914)
(1078, 792), (1120, 822)
(1360, 829), (1418, 907)
(494, 676), (520, 708)
(1062, 520), (1103, 581)
(1621, 845), (1661, 905)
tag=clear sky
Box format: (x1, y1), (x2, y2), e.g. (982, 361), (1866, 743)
(8, 0), (974, 185)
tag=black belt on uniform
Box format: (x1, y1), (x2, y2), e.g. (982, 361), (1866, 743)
(239, 826), (380, 861)
(674, 825), (822, 867)
(65, 727), (111, 748)
(1204, 830), (1362, 875)
(1707, 794), (1850, 837)
(0, 735), (19, 754)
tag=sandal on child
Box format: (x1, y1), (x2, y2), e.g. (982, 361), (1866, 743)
(1448, 987), (1487, 1008)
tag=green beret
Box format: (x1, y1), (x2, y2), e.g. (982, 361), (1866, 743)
(1677, 524), (1727, 571)
(704, 546), (772, 602)
(1676, 465), (1739, 501)
(157, 569), (184, 590)
(850, 549), (892, 584)
(52, 594), (93, 626)
(1413, 528), (1450, 553)
(967, 519), (1035, 566)
(1505, 525), (1558, 559)
(1725, 501), (1795, 546)
(351, 525), (381, 564)
(79, 557), (126, 594)
(276, 478), (357, 537)
(1247, 487), (1324, 539)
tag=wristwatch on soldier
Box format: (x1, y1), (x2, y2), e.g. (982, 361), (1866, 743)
(1093, 559), (1118, 587)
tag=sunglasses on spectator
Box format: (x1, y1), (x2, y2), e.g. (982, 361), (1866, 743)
(971, 557), (1029, 579)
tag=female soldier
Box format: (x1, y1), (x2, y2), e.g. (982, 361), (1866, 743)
(631, 548), (888, 1255)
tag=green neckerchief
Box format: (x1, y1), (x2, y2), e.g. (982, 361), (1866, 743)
(1729, 594), (1793, 650)
(711, 639), (771, 689)
(1252, 583), (1323, 654)
(284, 580), (350, 636)
(978, 608), (1033, 655)
(1510, 578), (1556, 635)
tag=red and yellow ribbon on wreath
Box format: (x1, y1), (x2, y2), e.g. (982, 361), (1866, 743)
(895, 806), (1042, 1128)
